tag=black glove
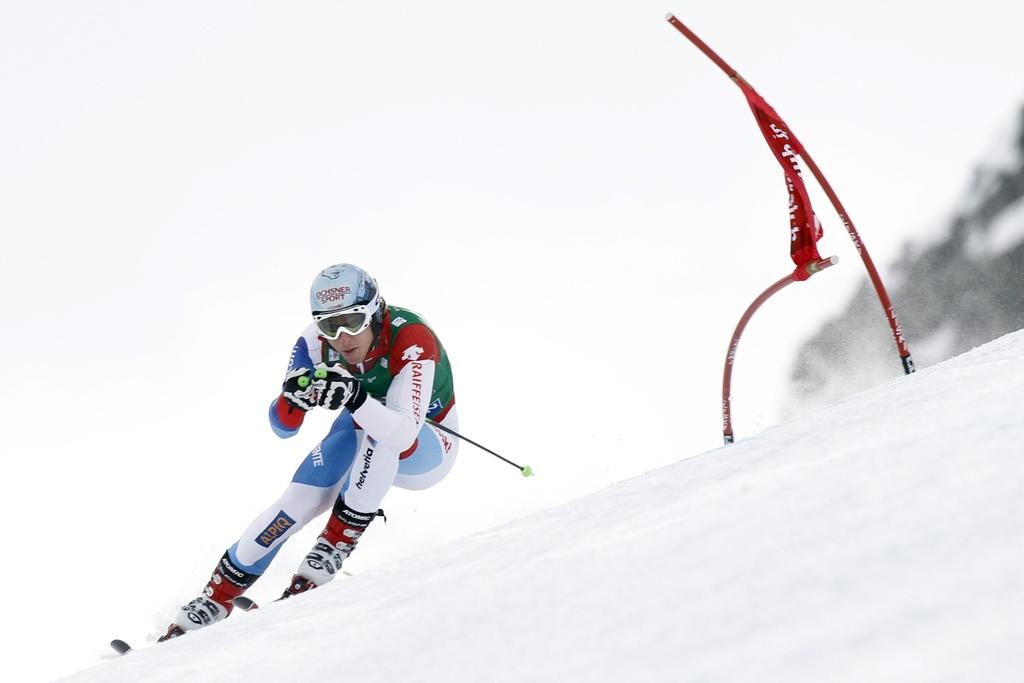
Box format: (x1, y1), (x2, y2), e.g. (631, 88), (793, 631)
(282, 367), (318, 412)
(312, 363), (368, 412)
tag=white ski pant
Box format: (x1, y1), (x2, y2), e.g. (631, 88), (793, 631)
(228, 407), (458, 574)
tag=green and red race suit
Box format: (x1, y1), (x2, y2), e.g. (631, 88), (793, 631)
(269, 305), (455, 449)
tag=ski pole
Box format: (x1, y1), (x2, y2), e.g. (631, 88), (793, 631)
(427, 420), (533, 477)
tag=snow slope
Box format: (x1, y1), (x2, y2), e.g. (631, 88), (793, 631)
(59, 331), (1024, 683)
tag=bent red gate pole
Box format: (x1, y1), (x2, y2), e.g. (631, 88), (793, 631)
(722, 257), (837, 444)
(666, 13), (915, 377)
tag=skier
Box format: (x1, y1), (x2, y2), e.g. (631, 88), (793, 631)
(159, 263), (458, 641)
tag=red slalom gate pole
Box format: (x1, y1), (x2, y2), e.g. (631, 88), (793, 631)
(665, 13), (915, 377)
(722, 257), (837, 445)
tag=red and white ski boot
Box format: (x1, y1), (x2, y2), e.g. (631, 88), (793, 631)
(280, 500), (382, 600)
(159, 552), (257, 641)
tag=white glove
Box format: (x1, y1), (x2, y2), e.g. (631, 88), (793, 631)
(312, 363), (368, 412)
(281, 367), (318, 412)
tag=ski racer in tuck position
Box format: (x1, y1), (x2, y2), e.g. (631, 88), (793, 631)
(160, 263), (458, 641)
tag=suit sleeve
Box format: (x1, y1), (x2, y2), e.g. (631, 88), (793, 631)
(268, 335), (315, 438)
(349, 324), (438, 451)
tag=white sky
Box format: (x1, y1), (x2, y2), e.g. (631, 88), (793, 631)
(1, 2), (1021, 681)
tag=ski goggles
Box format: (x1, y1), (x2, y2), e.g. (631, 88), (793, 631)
(313, 303), (375, 339)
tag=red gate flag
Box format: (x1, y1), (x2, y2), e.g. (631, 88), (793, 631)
(665, 12), (916, 445)
(739, 83), (823, 280)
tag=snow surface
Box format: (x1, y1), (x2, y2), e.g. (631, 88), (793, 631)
(58, 331), (1024, 683)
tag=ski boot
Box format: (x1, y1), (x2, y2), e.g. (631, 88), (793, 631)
(159, 551), (258, 641)
(280, 500), (383, 599)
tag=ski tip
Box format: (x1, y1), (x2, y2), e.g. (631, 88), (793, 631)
(233, 596), (258, 611)
(110, 639), (132, 655)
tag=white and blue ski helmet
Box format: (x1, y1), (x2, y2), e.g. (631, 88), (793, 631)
(310, 264), (385, 338)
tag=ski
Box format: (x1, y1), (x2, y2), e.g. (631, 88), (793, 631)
(232, 569), (356, 611)
(110, 595), (260, 655)
(112, 574), (353, 654)
(232, 596), (259, 611)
